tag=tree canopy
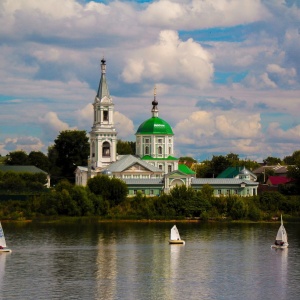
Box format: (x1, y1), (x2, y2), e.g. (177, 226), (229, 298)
(51, 130), (90, 183)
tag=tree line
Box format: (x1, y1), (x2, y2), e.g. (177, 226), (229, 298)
(1, 176), (300, 221)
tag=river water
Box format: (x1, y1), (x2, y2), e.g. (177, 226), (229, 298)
(1, 221), (300, 300)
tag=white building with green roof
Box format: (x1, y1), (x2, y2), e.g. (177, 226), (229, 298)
(75, 59), (258, 197)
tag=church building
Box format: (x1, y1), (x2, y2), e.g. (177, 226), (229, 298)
(75, 59), (258, 197)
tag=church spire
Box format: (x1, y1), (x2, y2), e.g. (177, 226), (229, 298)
(151, 86), (159, 117)
(96, 57), (110, 99)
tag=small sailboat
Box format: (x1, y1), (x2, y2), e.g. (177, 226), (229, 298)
(169, 225), (185, 245)
(271, 215), (288, 249)
(0, 222), (12, 253)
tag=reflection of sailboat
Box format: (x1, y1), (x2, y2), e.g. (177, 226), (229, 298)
(0, 252), (7, 292)
(271, 215), (288, 249)
(0, 222), (12, 253)
(169, 225), (185, 245)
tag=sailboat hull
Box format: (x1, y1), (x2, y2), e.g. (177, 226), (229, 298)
(0, 248), (12, 253)
(169, 240), (185, 245)
(271, 243), (288, 249)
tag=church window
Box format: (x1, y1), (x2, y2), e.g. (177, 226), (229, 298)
(158, 138), (162, 143)
(92, 142), (95, 158)
(169, 139), (171, 143)
(145, 146), (149, 154)
(159, 165), (163, 170)
(145, 138), (150, 143)
(169, 147), (171, 154)
(158, 146), (162, 154)
(102, 141), (110, 157)
(226, 190), (230, 195)
(103, 110), (108, 121)
(168, 165), (172, 173)
(218, 190), (221, 195)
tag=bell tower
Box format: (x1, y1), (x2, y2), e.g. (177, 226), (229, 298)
(89, 58), (117, 169)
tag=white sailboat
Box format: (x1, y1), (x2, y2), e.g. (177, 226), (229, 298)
(169, 225), (185, 245)
(271, 215), (288, 249)
(0, 222), (12, 253)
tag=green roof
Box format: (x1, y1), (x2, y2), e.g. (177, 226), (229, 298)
(217, 167), (242, 178)
(141, 155), (178, 161)
(136, 117), (173, 135)
(178, 164), (196, 175)
(0, 165), (48, 174)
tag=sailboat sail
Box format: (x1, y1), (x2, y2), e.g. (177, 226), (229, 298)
(170, 225), (181, 241)
(276, 215), (288, 243)
(0, 222), (7, 248)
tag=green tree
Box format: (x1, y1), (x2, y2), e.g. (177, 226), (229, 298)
(263, 156), (282, 165)
(229, 197), (248, 220)
(210, 155), (230, 177)
(52, 130), (89, 183)
(87, 175), (128, 206)
(193, 161), (211, 178)
(5, 150), (29, 165)
(179, 157), (197, 163)
(226, 153), (239, 166)
(28, 151), (50, 172)
(117, 140), (135, 155)
(71, 186), (94, 216)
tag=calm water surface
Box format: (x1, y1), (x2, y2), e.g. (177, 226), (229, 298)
(1, 221), (300, 300)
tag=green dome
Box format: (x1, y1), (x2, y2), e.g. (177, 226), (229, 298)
(136, 117), (173, 135)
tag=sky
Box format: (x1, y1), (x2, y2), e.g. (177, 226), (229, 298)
(0, 0), (300, 162)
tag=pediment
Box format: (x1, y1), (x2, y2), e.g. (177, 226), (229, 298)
(124, 163), (152, 173)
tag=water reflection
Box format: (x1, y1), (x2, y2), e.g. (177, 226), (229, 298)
(1, 222), (300, 300)
(95, 235), (117, 300)
(0, 254), (7, 292)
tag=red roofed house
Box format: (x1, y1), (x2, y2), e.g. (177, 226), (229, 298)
(266, 176), (293, 187)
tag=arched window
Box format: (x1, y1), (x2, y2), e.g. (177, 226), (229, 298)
(145, 146), (149, 155)
(92, 141), (95, 157)
(102, 142), (110, 157)
(169, 147), (171, 154)
(103, 110), (109, 121)
(158, 146), (162, 155)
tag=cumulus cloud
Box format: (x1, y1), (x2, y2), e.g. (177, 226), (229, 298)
(114, 111), (135, 139)
(196, 96), (247, 111)
(266, 122), (300, 143)
(38, 112), (75, 144)
(174, 110), (262, 156)
(2, 136), (44, 153)
(0, 0), (300, 162)
(140, 0), (270, 29)
(122, 30), (214, 89)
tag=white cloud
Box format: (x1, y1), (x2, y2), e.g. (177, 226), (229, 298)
(141, 0), (270, 29)
(38, 112), (75, 142)
(122, 30), (214, 89)
(2, 136), (44, 154)
(267, 122), (300, 143)
(114, 111), (135, 139)
(174, 110), (263, 157)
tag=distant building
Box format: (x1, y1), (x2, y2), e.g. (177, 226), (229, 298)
(217, 166), (257, 181)
(0, 165), (50, 188)
(75, 59), (258, 196)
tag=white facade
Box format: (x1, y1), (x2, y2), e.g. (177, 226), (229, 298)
(89, 58), (117, 169)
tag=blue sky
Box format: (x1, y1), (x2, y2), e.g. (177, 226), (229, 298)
(0, 0), (300, 162)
